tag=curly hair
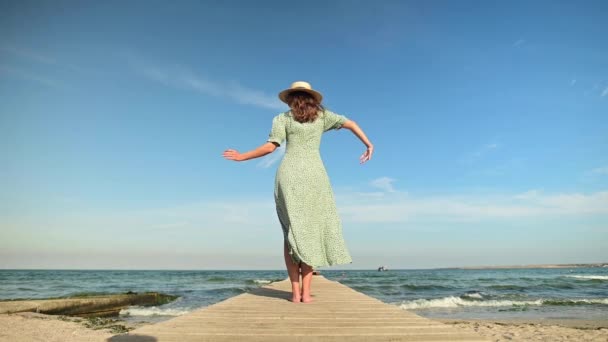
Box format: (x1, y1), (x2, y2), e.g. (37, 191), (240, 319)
(286, 91), (325, 123)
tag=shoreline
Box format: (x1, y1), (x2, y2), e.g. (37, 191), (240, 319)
(444, 263), (608, 270)
(2, 263), (606, 271)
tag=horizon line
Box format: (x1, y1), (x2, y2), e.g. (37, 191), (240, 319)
(1, 262), (606, 272)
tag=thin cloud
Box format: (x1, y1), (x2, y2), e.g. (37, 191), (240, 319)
(0, 45), (56, 64)
(6, 190), (607, 238)
(130, 59), (285, 110)
(469, 157), (525, 177)
(512, 39), (525, 48)
(257, 144), (286, 168)
(370, 177), (396, 193)
(473, 143), (498, 157)
(0, 64), (63, 88)
(601, 86), (608, 97)
(0, 44), (92, 74)
(0, 45), (68, 88)
(570, 79), (576, 86)
(590, 166), (608, 175)
(513, 189), (542, 200)
(338, 189), (608, 223)
(462, 142), (500, 164)
(149, 221), (191, 230)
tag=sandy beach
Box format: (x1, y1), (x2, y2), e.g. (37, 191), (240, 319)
(440, 319), (608, 342)
(1, 312), (607, 342)
(0, 312), (114, 342)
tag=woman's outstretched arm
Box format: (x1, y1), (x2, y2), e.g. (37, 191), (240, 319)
(223, 142), (278, 162)
(341, 120), (374, 164)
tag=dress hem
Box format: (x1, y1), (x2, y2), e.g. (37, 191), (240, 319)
(284, 234), (352, 268)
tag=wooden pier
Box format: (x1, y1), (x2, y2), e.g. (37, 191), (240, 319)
(109, 276), (488, 341)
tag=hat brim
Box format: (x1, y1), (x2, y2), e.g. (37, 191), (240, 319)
(278, 88), (323, 104)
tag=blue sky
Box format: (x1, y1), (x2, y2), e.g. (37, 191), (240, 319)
(1, 0), (607, 270)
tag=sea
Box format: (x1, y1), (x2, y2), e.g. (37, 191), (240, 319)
(1, 268), (607, 324)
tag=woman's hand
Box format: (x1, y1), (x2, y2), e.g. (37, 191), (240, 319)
(342, 120), (373, 164)
(360, 145), (373, 164)
(223, 149), (243, 161)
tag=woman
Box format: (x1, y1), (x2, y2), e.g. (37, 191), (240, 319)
(223, 81), (373, 303)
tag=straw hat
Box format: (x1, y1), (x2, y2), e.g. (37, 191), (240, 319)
(278, 81), (323, 104)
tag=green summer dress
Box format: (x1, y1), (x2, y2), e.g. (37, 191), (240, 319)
(267, 109), (353, 268)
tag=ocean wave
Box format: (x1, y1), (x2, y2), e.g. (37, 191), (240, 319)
(543, 298), (608, 305)
(399, 297), (541, 309)
(206, 276), (231, 282)
(16, 287), (36, 292)
(203, 287), (245, 296)
(398, 297), (608, 310)
(351, 285), (375, 292)
(377, 284), (399, 290)
(487, 284), (526, 290)
(400, 284), (452, 290)
(252, 279), (272, 284)
(540, 282), (575, 289)
(119, 306), (191, 317)
(462, 292), (484, 299)
(567, 275), (608, 280)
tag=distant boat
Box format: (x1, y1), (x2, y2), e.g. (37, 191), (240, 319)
(377, 266), (389, 272)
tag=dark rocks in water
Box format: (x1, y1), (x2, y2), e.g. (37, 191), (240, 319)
(0, 292), (178, 318)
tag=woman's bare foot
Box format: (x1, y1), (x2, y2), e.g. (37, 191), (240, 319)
(301, 293), (313, 303)
(291, 293), (301, 303)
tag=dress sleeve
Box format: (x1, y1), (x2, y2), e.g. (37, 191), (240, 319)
(323, 110), (349, 132)
(267, 115), (286, 146)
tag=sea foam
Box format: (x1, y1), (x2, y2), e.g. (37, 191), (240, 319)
(119, 306), (191, 317)
(399, 297), (542, 309)
(462, 292), (484, 299)
(398, 297), (608, 310)
(567, 275), (608, 280)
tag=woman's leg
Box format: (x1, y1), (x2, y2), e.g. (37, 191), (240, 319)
(300, 262), (314, 303)
(283, 240), (301, 303)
